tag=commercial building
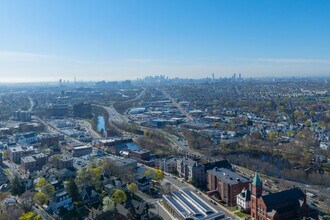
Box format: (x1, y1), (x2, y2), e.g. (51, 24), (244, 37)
(73, 102), (92, 118)
(72, 145), (92, 157)
(129, 108), (146, 114)
(207, 168), (249, 206)
(150, 119), (167, 128)
(113, 158), (137, 171)
(98, 137), (132, 148)
(47, 104), (69, 118)
(162, 190), (229, 220)
(12, 111), (31, 122)
(129, 149), (150, 160)
(98, 137), (134, 155)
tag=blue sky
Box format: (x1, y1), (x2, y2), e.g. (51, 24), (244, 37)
(0, 0), (329, 82)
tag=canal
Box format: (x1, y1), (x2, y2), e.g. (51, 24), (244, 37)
(96, 115), (106, 136)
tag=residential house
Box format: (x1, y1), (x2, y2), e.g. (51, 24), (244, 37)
(87, 208), (113, 220)
(237, 188), (251, 212)
(136, 176), (151, 192)
(116, 204), (130, 220)
(57, 168), (76, 181)
(49, 191), (74, 214)
(130, 199), (149, 220)
(50, 180), (65, 193)
(81, 186), (99, 205)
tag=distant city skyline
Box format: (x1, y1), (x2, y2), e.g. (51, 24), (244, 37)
(0, 0), (330, 82)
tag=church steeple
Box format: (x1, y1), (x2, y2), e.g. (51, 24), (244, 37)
(252, 171), (262, 186)
(251, 171), (263, 219)
(251, 171), (263, 198)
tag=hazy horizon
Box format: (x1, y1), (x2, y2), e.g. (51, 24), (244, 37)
(1, 0), (330, 82)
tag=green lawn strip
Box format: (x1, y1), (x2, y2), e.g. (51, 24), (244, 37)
(235, 211), (250, 218)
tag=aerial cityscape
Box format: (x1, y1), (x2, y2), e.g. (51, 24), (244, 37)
(0, 1), (329, 220)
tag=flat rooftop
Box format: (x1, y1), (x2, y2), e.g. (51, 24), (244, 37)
(21, 156), (36, 163)
(208, 168), (249, 185)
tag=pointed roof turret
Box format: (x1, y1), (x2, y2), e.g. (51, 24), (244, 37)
(252, 171), (262, 186)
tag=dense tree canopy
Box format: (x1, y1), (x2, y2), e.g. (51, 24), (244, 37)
(111, 189), (127, 204)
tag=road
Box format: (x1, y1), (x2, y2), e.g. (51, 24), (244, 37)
(3, 160), (27, 179)
(93, 104), (129, 125)
(28, 96), (34, 111)
(124, 87), (146, 102)
(160, 89), (193, 121)
(33, 205), (56, 220)
(77, 119), (102, 139)
(33, 116), (85, 145)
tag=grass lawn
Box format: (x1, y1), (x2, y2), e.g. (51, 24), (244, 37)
(228, 207), (237, 211)
(322, 214), (330, 219)
(3, 169), (11, 176)
(235, 211), (250, 218)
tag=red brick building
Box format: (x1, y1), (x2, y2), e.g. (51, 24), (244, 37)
(251, 172), (318, 220)
(207, 168), (249, 206)
(129, 149), (150, 160)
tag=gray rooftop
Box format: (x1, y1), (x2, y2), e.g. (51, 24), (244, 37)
(9, 146), (24, 152)
(34, 153), (47, 158)
(130, 149), (150, 154)
(179, 157), (198, 167)
(21, 156), (36, 163)
(114, 158), (137, 167)
(61, 155), (73, 161)
(208, 168), (249, 184)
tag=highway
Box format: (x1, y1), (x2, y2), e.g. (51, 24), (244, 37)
(28, 96), (34, 111)
(92, 104), (129, 125)
(124, 87), (146, 102)
(76, 119), (102, 139)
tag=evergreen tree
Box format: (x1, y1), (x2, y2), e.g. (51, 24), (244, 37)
(65, 178), (80, 202)
(11, 175), (25, 196)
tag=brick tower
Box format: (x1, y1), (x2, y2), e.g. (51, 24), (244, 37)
(251, 172), (262, 219)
